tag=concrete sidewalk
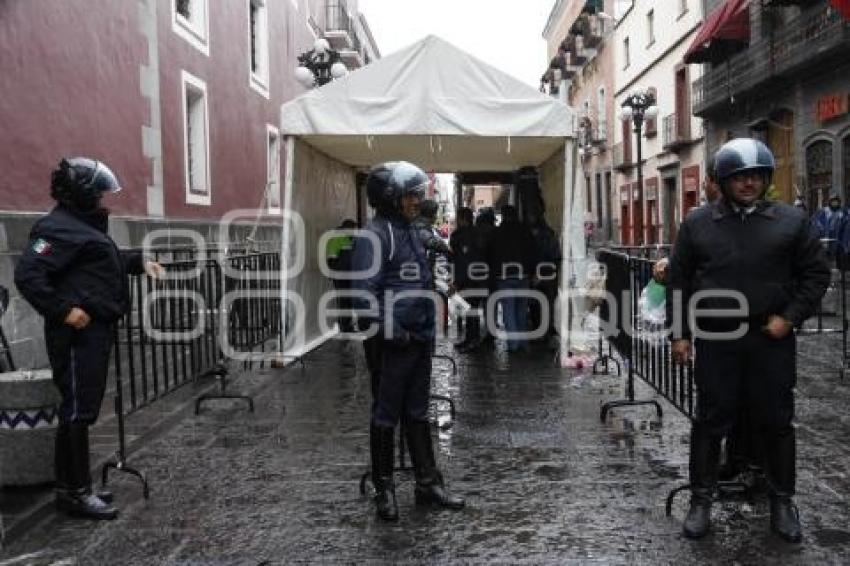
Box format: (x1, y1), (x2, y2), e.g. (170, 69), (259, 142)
(1, 332), (849, 564)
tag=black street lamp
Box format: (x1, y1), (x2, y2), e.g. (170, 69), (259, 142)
(619, 90), (658, 246)
(295, 38), (348, 88)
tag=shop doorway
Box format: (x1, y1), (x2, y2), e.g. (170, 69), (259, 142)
(663, 176), (678, 243)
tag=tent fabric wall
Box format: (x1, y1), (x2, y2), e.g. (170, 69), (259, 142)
(538, 144), (566, 234)
(279, 35), (586, 363)
(282, 138), (357, 354)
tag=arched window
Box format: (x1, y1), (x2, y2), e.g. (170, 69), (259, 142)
(806, 140), (833, 211)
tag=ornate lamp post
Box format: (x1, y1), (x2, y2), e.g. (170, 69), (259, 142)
(619, 90), (658, 245)
(295, 38), (348, 88)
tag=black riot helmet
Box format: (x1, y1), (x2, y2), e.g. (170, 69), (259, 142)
(365, 161), (429, 215)
(50, 157), (122, 210)
(713, 138), (775, 200)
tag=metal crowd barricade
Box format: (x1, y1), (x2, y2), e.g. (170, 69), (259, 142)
(796, 239), (848, 380)
(595, 247), (798, 515)
(102, 251), (283, 498)
(595, 249), (665, 422)
(0, 285), (14, 372)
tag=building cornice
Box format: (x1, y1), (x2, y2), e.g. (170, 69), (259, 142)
(543, 0), (567, 39)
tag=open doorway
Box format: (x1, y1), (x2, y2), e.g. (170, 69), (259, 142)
(663, 175), (678, 243)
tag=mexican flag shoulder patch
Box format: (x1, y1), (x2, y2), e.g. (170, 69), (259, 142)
(32, 238), (52, 255)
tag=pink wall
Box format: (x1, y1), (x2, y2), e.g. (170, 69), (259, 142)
(0, 0), (149, 215)
(159, 0), (315, 219)
(0, 0), (318, 219)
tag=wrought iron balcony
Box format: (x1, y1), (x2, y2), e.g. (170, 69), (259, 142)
(592, 117), (608, 145)
(662, 113), (692, 151)
(325, 0), (354, 49)
(693, 4), (849, 116)
(339, 29), (363, 68)
(582, 0), (604, 15)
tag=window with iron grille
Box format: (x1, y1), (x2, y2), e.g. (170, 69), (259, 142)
(182, 71), (210, 205)
(249, 0), (270, 97)
(177, 0), (190, 18)
(267, 125), (281, 211)
(623, 37), (630, 69)
(647, 9), (655, 46)
(172, 0), (209, 55)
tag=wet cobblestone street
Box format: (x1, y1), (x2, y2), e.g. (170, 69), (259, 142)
(2, 330), (850, 564)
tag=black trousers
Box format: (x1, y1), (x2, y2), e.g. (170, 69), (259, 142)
(691, 327), (797, 494)
(371, 339), (431, 428)
(694, 329), (795, 435)
(45, 320), (114, 425)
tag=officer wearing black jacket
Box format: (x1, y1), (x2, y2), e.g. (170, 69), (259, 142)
(352, 161), (464, 521)
(15, 157), (163, 520)
(667, 139), (829, 542)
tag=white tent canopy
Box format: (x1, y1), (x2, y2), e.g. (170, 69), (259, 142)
(279, 35), (587, 362)
(281, 35), (576, 170)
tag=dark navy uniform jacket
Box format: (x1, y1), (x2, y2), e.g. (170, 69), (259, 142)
(667, 199), (830, 338)
(351, 214), (435, 342)
(14, 205), (145, 325)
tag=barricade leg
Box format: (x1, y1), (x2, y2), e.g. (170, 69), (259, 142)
(194, 363), (254, 414)
(101, 344), (149, 499)
(592, 335), (621, 376)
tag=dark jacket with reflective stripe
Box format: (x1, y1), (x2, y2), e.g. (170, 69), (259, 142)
(667, 199), (830, 339)
(351, 214), (435, 341)
(14, 205), (144, 325)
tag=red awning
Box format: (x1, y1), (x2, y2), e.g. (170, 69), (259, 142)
(830, 0), (850, 20)
(684, 0), (750, 64)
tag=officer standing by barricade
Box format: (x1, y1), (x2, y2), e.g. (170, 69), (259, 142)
(667, 139), (829, 542)
(14, 157), (163, 520)
(351, 161), (464, 522)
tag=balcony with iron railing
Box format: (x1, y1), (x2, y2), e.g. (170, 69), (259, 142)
(539, 4), (608, 96)
(692, 4), (849, 115)
(325, 0), (354, 49)
(339, 27), (364, 67)
(613, 142), (633, 171)
(662, 112), (692, 151)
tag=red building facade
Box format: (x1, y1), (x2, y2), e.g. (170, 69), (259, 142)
(0, 0), (373, 223)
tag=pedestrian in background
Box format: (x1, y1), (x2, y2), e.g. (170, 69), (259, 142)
(473, 208), (497, 345)
(15, 158), (163, 520)
(811, 194), (845, 259)
(450, 207), (484, 351)
(326, 218), (358, 334)
(526, 208), (560, 344)
(487, 205), (537, 353)
(667, 139), (829, 542)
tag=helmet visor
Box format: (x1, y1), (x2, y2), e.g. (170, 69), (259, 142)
(88, 162), (122, 194)
(390, 162), (429, 198)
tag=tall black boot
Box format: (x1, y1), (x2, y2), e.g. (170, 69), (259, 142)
(54, 423), (71, 492)
(765, 428), (801, 543)
(683, 425), (721, 539)
(458, 315), (481, 352)
(370, 424), (398, 521)
(405, 420), (464, 510)
(56, 424), (118, 520)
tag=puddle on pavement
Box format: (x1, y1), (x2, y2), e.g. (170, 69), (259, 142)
(812, 528), (850, 546)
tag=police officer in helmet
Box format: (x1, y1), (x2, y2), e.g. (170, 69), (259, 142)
(352, 161), (464, 521)
(15, 157), (163, 520)
(667, 139), (829, 542)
